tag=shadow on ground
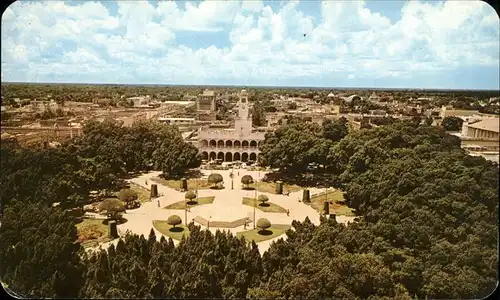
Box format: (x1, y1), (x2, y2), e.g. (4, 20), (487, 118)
(258, 229), (273, 236)
(102, 218), (128, 225)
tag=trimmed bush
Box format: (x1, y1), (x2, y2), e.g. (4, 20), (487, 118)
(98, 199), (126, 220)
(185, 191), (196, 201)
(257, 194), (269, 206)
(208, 173), (223, 188)
(241, 175), (254, 188)
(256, 218), (271, 231)
(167, 215), (182, 228)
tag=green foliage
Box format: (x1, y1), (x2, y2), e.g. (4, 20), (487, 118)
(0, 201), (84, 298)
(1, 116), (497, 299)
(257, 194), (269, 205)
(207, 173), (223, 186)
(322, 117), (349, 142)
(251, 99), (266, 127)
(241, 174), (254, 186)
(118, 188), (138, 204)
(256, 218), (271, 230)
(98, 199), (125, 220)
(184, 191), (196, 200)
(166, 215), (182, 228)
(441, 116), (464, 131)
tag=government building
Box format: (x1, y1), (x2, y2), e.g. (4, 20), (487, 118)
(197, 90), (265, 163)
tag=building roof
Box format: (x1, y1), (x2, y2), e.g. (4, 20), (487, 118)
(467, 118), (500, 133)
(201, 90), (215, 96)
(327, 92), (335, 97)
(342, 95), (361, 102)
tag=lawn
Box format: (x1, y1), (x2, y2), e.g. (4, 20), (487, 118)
(152, 220), (190, 241)
(309, 189), (355, 216)
(164, 196), (215, 210)
(237, 224), (291, 243)
(76, 218), (111, 247)
(248, 181), (302, 195)
(242, 197), (287, 213)
(151, 177), (212, 191)
(129, 183), (151, 203)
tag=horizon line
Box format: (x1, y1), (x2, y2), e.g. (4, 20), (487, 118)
(1, 81), (499, 92)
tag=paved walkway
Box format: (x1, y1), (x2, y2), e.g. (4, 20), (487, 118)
(87, 169), (355, 254)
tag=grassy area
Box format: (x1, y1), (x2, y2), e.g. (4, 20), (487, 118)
(129, 183), (151, 203)
(151, 177), (212, 191)
(249, 181), (302, 195)
(242, 197), (287, 213)
(152, 220), (190, 241)
(164, 196), (215, 210)
(76, 218), (110, 247)
(237, 224), (291, 243)
(309, 190), (355, 216)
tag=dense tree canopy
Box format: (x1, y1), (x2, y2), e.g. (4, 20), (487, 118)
(441, 116), (464, 131)
(251, 99), (266, 127)
(0, 119), (200, 211)
(0, 119), (497, 299)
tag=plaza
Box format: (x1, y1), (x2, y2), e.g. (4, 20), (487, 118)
(89, 168), (356, 254)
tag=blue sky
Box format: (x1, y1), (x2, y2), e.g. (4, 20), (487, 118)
(1, 0), (499, 89)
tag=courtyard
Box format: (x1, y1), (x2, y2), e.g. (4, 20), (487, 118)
(88, 168), (356, 254)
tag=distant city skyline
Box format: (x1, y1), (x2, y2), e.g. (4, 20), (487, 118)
(1, 0), (499, 90)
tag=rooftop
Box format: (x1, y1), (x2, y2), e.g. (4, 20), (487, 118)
(201, 90), (215, 96)
(467, 118), (500, 133)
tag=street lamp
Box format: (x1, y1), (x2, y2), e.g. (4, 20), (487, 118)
(208, 216), (212, 230)
(324, 184), (328, 216)
(230, 171), (234, 190)
(184, 196), (187, 226)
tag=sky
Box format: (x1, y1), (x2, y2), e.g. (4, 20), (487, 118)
(1, 0), (499, 90)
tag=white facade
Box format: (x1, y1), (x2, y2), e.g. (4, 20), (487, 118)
(197, 90), (265, 163)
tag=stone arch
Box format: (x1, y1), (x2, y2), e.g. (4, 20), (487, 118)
(209, 140), (217, 147)
(225, 152), (232, 162)
(201, 151), (209, 160)
(234, 140), (241, 148)
(209, 152), (217, 160)
(202, 140), (208, 147)
(217, 140), (224, 148)
(217, 152), (224, 161)
(225, 140), (232, 147)
(233, 152), (241, 161)
(249, 152), (257, 162)
(242, 152), (249, 162)
(250, 140), (257, 148)
(242, 140), (249, 148)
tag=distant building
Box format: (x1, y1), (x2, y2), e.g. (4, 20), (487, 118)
(461, 118), (499, 140)
(128, 96), (151, 107)
(440, 106), (479, 118)
(342, 95), (361, 103)
(368, 92), (379, 101)
(197, 89), (216, 111)
(158, 117), (196, 127)
(197, 90), (265, 163)
(331, 105), (341, 115)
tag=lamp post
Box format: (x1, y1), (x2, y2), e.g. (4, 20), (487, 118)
(230, 170), (234, 190)
(325, 185), (328, 216)
(254, 171), (258, 229)
(208, 216), (212, 230)
(184, 196), (187, 226)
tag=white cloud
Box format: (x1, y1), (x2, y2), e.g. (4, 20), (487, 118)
(1, 0), (498, 87)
